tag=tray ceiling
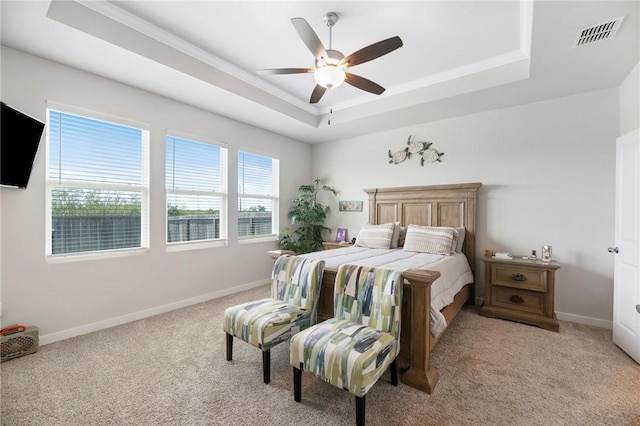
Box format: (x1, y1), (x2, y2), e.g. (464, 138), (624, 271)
(1, 1), (638, 143)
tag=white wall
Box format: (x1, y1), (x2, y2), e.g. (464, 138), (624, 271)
(620, 61), (639, 135)
(312, 88), (619, 327)
(0, 47), (311, 343)
(1, 44), (632, 341)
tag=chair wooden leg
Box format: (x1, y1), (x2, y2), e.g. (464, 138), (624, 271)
(355, 395), (366, 426)
(293, 365), (302, 402)
(262, 349), (271, 384)
(226, 333), (233, 361)
(390, 359), (398, 386)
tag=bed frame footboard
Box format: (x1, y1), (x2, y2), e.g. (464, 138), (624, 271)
(399, 269), (441, 394)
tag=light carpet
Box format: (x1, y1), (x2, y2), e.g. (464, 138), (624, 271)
(2, 284), (639, 425)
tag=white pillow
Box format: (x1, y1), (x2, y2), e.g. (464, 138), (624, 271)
(354, 222), (395, 249)
(455, 227), (466, 253)
(390, 222), (401, 249)
(402, 225), (455, 255)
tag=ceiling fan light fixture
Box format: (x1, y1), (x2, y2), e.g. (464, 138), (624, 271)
(314, 65), (345, 89)
(260, 13), (402, 103)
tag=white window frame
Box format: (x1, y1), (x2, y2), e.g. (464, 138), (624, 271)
(45, 102), (150, 262)
(237, 148), (279, 243)
(165, 130), (228, 252)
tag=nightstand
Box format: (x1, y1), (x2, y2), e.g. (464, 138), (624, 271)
(480, 256), (561, 332)
(322, 241), (353, 250)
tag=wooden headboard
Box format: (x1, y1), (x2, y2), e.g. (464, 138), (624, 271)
(364, 182), (482, 272)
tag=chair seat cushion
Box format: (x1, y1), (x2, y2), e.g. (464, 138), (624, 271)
(290, 318), (397, 397)
(223, 298), (311, 350)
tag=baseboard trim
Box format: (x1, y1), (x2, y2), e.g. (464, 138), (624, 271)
(39, 279), (270, 346)
(40, 285), (613, 345)
(555, 311), (612, 329)
(474, 297), (611, 329)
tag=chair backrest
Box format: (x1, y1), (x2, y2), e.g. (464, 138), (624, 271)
(271, 255), (325, 322)
(333, 264), (403, 341)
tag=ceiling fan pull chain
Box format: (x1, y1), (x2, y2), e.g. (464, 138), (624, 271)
(328, 107), (333, 125)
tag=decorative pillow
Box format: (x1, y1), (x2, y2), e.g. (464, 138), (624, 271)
(390, 222), (401, 249)
(455, 227), (466, 253)
(402, 225), (456, 255)
(398, 226), (407, 248)
(451, 228), (459, 255)
(354, 222), (395, 249)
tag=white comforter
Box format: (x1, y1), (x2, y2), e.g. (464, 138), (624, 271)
(300, 247), (474, 337)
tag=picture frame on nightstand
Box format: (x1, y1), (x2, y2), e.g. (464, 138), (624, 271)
(335, 228), (347, 242)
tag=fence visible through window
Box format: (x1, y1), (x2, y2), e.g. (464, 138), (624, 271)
(52, 216), (141, 254)
(51, 212), (272, 253)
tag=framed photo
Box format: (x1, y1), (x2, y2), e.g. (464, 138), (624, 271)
(335, 228), (347, 242)
(338, 200), (363, 212)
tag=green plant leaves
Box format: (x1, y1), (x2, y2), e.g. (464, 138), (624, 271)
(278, 178), (338, 254)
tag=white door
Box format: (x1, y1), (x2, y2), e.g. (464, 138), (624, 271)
(612, 128), (640, 364)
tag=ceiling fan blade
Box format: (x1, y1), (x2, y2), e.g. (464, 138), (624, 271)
(339, 36), (403, 68)
(309, 85), (327, 104)
(344, 73), (385, 95)
(257, 68), (314, 75)
(291, 17), (327, 59)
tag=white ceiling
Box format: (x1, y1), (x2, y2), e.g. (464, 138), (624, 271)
(1, 1), (638, 144)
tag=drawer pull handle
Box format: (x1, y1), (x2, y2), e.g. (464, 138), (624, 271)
(510, 295), (524, 304)
(511, 273), (526, 281)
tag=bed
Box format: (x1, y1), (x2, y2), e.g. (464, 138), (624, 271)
(298, 183), (482, 394)
(301, 247), (473, 337)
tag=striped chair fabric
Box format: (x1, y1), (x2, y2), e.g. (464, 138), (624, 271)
(223, 255), (325, 383)
(290, 264), (403, 425)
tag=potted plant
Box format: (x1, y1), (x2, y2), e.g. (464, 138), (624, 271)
(279, 178), (338, 254)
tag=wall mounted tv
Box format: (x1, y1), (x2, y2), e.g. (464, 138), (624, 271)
(1, 102), (46, 189)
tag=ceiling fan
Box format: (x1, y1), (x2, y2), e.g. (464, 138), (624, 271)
(257, 12), (403, 104)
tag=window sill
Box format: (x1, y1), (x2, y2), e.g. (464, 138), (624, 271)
(166, 239), (228, 252)
(47, 247), (149, 264)
(238, 235), (278, 245)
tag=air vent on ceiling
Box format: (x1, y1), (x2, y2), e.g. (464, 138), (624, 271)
(572, 16), (625, 48)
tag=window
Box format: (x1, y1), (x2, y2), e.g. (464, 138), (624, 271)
(46, 106), (149, 257)
(238, 150), (279, 240)
(166, 134), (228, 246)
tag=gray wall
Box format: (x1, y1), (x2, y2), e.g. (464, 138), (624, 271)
(0, 47), (311, 343)
(312, 88), (620, 327)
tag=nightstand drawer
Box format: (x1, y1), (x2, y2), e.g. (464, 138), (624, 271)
(491, 265), (548, 292)
(481, 256), (560, 331)
(492, 287), (546, 316)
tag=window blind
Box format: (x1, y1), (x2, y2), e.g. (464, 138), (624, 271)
(238, 150), (279, 238)
(47, 109), (149, 256)
(166, 135), (228, 244)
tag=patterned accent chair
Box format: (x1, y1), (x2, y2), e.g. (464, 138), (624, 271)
(290, 264), (403, 426)
(223, 255), (325, 384)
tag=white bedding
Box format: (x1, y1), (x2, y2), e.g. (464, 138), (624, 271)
(299, 247), (474, 337)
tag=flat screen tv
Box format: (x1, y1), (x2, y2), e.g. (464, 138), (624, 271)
(1, 102), (46, 189)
